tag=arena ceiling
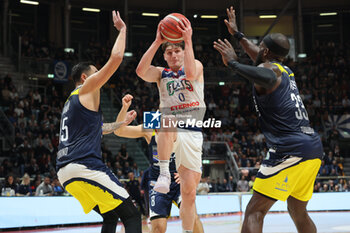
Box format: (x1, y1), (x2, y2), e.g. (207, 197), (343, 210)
(67, 0), (350, 14)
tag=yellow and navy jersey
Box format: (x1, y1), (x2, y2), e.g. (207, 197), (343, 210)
(148, 131), (177, 180)
(56, 86), (103, 170)
(252, 62), (323, 159)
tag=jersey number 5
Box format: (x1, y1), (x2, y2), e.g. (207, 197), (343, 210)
(60, 117), (69, 142)
(290, 93), (309, 121)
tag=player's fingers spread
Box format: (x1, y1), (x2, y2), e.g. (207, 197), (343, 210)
(218, 39), (226, 47)
(213, 42), (223, 53)
(228, 7), (233, 17)
(181, 19), (189, 29)
(224, 39), (232, 48)
(176, 25), (185, 33)
(112, 10), (116, 18)
(213, 43), (219, 51)
(184, 17), (191, 27)
(178, 20), (186, 30)
(214, 40), (223, 48)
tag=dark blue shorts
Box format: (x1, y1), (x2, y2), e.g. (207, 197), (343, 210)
(148, 179), (181, 220)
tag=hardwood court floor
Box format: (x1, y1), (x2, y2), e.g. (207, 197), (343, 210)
(2, 212), (350, 233)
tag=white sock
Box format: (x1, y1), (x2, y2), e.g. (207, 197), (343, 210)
(159, 160), (170, 176)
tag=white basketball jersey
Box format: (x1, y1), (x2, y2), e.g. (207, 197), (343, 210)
(158, 67), (206, 122)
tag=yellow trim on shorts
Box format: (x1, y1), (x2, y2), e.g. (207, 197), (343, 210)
(253, 158), (321, 202)
(172, 200), (179, 208)
(66, 180), (123, 214)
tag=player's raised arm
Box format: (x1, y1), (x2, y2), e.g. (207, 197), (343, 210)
(224, 6), (259, 62)
(214, 38), (280, 91)
(79, 11), (126, 95)
(114, 94), (152, 143)
(135, 22), (164, 83)
(177, 18), (203, 81)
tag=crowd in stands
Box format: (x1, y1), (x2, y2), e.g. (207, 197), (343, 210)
(1, 33), (350, 200)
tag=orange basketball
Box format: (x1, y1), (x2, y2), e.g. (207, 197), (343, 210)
(160, 13), (188, 44)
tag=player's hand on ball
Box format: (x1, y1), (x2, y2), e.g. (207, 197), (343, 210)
(112, 10), (126, 31)
(124, 110), (137, 126)
(174, 173), (181, 184)
(177, 18), (192, 42)
(122, 94), (133, 108)
(213, 39), (238, 66)
(224, 6), (238, 35)
(155, 21), (166, 43)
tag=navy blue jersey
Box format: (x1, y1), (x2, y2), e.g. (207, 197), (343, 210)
(56, 86), (103, 170)
(252, 63), (323, 159)
(148, 131), (177, 180)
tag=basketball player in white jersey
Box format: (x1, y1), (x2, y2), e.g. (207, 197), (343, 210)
(136, 19), (205, 233)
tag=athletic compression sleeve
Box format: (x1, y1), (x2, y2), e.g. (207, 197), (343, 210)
(227, 60), (277, 89)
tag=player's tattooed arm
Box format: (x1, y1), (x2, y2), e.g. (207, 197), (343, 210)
(102, 122), (125, 135)
(102, 109), (137, 135)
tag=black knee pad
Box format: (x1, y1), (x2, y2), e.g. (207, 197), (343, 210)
(116, 197), (142, 233)
(94, 205), (119, 225)
(102, 208), (119, 225)
(94, 206), (119, 233)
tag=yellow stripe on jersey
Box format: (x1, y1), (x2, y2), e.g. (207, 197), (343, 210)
(273, 63), (294, 77)
(65, 180), (123, 214)
(152, 130), (156, 136)
(65, 88), (80, 103)
(253, 158), (321, 202)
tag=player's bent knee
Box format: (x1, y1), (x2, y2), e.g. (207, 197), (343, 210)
(181, 187), (196, 198)
(102, 209), (119, 224)
(116, 197), (142, 232)
(152, 223), (166, 233)
(124, 213), (141, 233)
(245, 210), (265, 224)
(288, 205), (308, 221)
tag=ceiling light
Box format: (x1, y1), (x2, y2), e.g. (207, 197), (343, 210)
(20, 0), (39, 5)
(317, 24), (333, 27)
(320, 12), (337, 16)
(259, 15), (277, 19)
(82, 8), (100, 13)
(200, 15), (218, 19)
(142, 13), (159, 17)
(124, 52), (133, 57)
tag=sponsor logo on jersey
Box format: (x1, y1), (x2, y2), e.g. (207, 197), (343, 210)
(170, 101), (199, 111)
(166, 79), (193, 96)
